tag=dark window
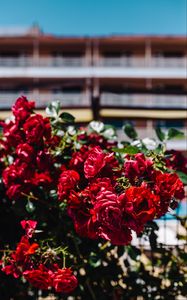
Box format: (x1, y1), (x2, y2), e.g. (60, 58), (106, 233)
(0, 51), (22, 57)
(52, 51), (84, 57)
(156, 120), (184, 128)
(154, 51), (184, 58)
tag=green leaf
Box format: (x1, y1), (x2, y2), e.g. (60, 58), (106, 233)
(26, 200), (35, 213)
(123, 123), (138, 139)
(167, 128), (184, 140)
(176, 171), (187, 185)
(59, 201), (67, 212)
(155, 127), (165, 142)
(59, 112), (75, 123)
(89, 253), (101, 268)
(46, 101), (60, 116)
(112, 145), (139, 154)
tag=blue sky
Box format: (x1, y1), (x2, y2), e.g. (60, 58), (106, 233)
(0, 0), (186, 36)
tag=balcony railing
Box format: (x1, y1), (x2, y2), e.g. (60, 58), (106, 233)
(0, 92), (186, 110)
(0, 92), (90, 108)
(99, 57), (187, 68)
(0, 56), (186, 68)
(99, 57), (146, 67)
(151, 57), (187, 68)
(0, 57), (85, 67)
(101, 93), (187, 108)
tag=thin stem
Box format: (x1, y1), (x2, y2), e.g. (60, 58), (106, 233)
(21, 192), (52, 207)
(63, 253), (66, 268)
(86, 279), (97, 300)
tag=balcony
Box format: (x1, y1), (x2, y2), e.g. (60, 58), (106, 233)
(98, 57), (146, 67)
(0, 56), (186, 68)
(0, 56), (186, 80)
(151, 57), (187, 68)
(98, 57), (187, 68)
(1, 92), (186, 110)
(101, 93), (187, 109)
(0, 92), (90, 109)
(0, 57), (85, 67)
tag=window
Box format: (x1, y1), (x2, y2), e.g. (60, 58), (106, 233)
(155, 120), (184, 128)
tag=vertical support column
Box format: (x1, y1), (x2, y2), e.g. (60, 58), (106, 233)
(85, 39), (92, 66)
(32, 37), (40, 104)
(84, 78), (91, 106)
(91, 78), (100, 120)
(33, 37), (40, 66)
(145, 77), (153, 136)
(145, 39), (152, 67)
(145, 39), (153, 137)
(91, 39), (100, 119)
(146, 120), (154, 137)
(93, 39), (100, 66)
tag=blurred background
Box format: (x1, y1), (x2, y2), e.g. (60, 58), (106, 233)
(0, 0), (186, 153)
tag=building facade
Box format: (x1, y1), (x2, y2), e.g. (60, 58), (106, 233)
(0, 27), (186, 147)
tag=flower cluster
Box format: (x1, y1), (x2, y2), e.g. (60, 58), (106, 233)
(58, 148), (185, 245)
(1, 96), (58, 200)
(1, 220), (78, 293)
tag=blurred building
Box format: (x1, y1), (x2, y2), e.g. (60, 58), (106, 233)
(0, 26), (186, 148)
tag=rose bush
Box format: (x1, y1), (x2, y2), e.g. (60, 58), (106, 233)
(0, 97), (186, 299)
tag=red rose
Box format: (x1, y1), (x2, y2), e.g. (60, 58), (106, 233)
(154, 172), (184, 216)
(16, 143), (35, 163)
(23, 114), (46, 144)
(69, 145), (88, 172)
(23, 264), (52, 290)
(99, 152), (120, 179)
(2, 264), (20, 278)
(119, 186), (158, 232)
(32, 172), (52, 186)
(89, 177), (114, 203)
(3, 158), (34, 200)
(36, 150), (53, 171)
(124, 153), (153, 183)
(3, 165), (19, 186)
(58, 170), (80, 201)
(3, 160), (34, 186)
(154, 172), (184, 200)
(93, 189), (132, 245)
(68, 190), (97, 240)
(12, 236), (39, 263)
(165, 150), (187, 174)
(20, 220), (37, 238)
(84, 146), (119, 179)
(6, 183), (31, 201)
(94, 189), (121, 231)
(52, 268), (78, 293)
(6, 184), (22, 200)
(84, 146), (105, 178)
(12, 96), (35, 122)
(3, 121), (23, 149)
